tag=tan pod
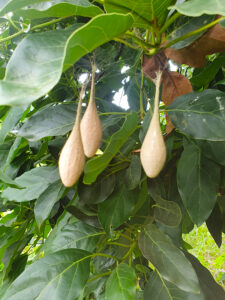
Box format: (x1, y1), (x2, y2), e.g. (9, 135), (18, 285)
(59, 87), (86, 187)
(140, 71), (166, 178)
(81, 64), (102, 157)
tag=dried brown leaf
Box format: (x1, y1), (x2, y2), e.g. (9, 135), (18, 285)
(165, 23), (225, 68)
(162, 71), (193, 134)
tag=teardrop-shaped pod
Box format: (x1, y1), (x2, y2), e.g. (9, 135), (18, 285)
(81, 63), (102, 158)
(140, 71), (166, 178)
(59, 86), (86, 187)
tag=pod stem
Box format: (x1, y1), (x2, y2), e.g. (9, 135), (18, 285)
(75, 82), (88, 127)
(90, 58), (96, 104)
(153, 71), (163, 115)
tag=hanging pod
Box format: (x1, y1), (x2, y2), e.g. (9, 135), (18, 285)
(58, 86), (86, 187)
(140, 71), (166, 178)
(81, 63), (102, 158)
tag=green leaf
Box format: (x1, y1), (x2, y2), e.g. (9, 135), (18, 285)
(98, 185), (137, 236)
(0, 13), (133, 106)
(2, 249), (91, 300)
(168, 15), (214, 50)
(3, 137), (28, 170)
(66, 206), (101, 228)
(0, 225), (26, 262)
(0, 255), (28, 299)
(78, 174), (115, 204)
(2, 235), (31, 280)
(0, 168), (24, 189)
(14, 0), (103, 19)
(144, 271), (204, 300)
(84, 111), (139, 184)
(104, 0), (175, 28)
(170, 0), (225, 17)
(2, 166), (59, 202)
(43, 220), (102, 254)
(154, 195), (182, 227)
(105, 263), (136, 300)
(167, 89), (225, 141)
(139, 110), (152, 143)
(185, 252), (225, 300)
(195, 139), (225, 166)
(34, 180), (66, 229)
(0, 107), (25, 144)
(125, 155), (142, 190)
(18, 103), (76, 141)
(139, 224), (200, 293)
(177, 143), (220, 226)
(206, 203), (223, 247)
(191, 55), (225, 88)
(0, 0), (46, 15)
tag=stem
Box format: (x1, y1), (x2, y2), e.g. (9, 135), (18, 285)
(145, 29), (149, 42)
(154, 71), (163, 115)
(161, 16), (225, 51)
(114, 37), (140, 51)
(7, 15), (20, 31)
(88, 271), (112, 283)
(122, 242), (136, 261)
(93, 253), (118, 261)
(119, 233), (134, 242)
(160, 12), (181, 34)
(0, 29), (26, 43)
(31, 16), (68, 31)
(140, 57), (145, 120)
(90, 58), (96, 104)
(75, 82), (89, 126)
(150, 27), (156, 46)
(125, 32), (154, 48)
(106, 242), (131, 248)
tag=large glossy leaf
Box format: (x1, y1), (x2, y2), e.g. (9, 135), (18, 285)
(98, 185), (137, 236)
(144, 271), (204, 300)
(191, 56), (225, 88)
(185, 252), (225, 300)
(0, 169), (23, 189)
(196, 139), (225, 166)
(154, 195), (182, 227)
(105, 263), (136, 300)
(168, 15), (214, 50)
(2, 166), (59, 202)
(18, 103), (76, 141)
(171, 0), (225, 17)
(0, 0), (46, 15)
(0, 107), (25, 144)
(177, 143), (220, 226)
(104, 0), (175, 28)
(34, 180), (66, 229)
(139, 224), (200, 293)
(125, 155), (142, 190)
(14, 0), (103, 19)
(0, 226), (26, 261)
(2, 249), (91, 300)
(0, 13), (133, 106)
(43, 220), (102, 254)
(84, 112), (139, 184)
(167, 90), (225, 141)
(3, 137), (28, 170)
(206, 203), (223, 247)
(66, 206), (101, 228)
(78, 174), (115, 204)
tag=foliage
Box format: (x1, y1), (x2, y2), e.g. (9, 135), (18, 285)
(0, 0), (225, 299)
